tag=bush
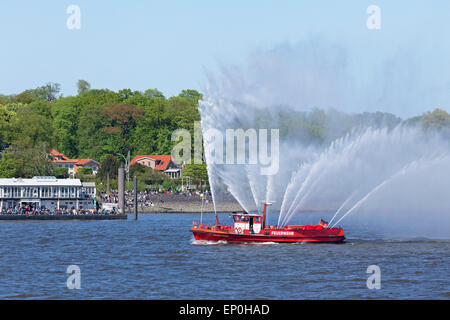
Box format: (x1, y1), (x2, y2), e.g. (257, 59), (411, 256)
(129, 163), (170, 185)
(55, 167), (69, 178)
(125, 180), (147, 191)
(162, 179), (176, 191)
(80, 174), (96, 182)
(77, 167), (93, 176)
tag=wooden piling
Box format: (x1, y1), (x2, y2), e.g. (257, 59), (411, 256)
(134, 176), (138, 220)
(118, 166), (125, 215)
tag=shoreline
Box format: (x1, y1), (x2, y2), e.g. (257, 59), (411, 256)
(124, 200), (243, 213)
(0, 214), (127, 220)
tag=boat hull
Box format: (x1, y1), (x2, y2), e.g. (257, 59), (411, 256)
(191, 227), (345, 243)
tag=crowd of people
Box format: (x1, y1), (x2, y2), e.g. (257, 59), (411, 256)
(0, 204), (119, 216)
(99, 189), (218, 209)
(0, 190), (238, 215)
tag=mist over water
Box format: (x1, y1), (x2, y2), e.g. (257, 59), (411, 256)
(199, 39), (450, 239)
(280, 127), (450, 238)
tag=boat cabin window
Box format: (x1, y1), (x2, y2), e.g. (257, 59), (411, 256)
(233, 215), (262, 223)
(233, 215), (251, 222)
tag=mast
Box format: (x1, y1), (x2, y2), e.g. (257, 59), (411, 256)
(200, 192), (204, 225)
(262, 202), (272, 229)
(215, 207), (220, 226)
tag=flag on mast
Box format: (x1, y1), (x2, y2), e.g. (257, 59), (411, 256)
(319, 219), (329, 228)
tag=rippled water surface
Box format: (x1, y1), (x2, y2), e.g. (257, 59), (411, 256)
(0, 213), (448, 299)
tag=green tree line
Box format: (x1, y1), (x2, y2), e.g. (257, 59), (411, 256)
(0, 81), (203, 183)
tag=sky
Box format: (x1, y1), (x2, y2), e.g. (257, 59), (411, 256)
(1, 0), (450, 117)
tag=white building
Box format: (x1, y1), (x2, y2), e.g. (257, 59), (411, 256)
(165, 168), (182, 179)
(0, 176), (96, 211)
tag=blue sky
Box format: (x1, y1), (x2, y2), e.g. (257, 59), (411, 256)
(1, 1), (449, 116)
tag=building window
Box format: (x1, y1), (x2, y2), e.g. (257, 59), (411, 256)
(42, 187), (49, 198)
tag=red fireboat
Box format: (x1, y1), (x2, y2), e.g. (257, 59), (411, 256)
(190, 203), (345, 243)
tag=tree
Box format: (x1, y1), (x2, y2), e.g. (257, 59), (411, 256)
(77, 80), (91, 95)
(30, 100), (52, 119)
(76, 167), (94, 181)
(423, 109), (450, 131)
(0, 143), (56, 178)
(77, 167), (93, 176)
(183, 163), (208, 191)
(20, 142), (56, 177)
(162, 179), (176, 191)
(12, 90), (38, 104)
(178, 89), (202, 102)
(7, 105), (53, 148)
(144, 88), (165, 99)
(7, 83), (61, 103)
(36, 82), (61, 102)
(0, 151), (22, 178)
(166, 95), (201, 130)
(51, 97), (81, 157)
(76, 104), (109, 159)
(55, 167), (69, 179)
(97, 154), (120, 181)
(97, 154), (121, 193)
(102, 103), (144, 155)
(0, 105), (15, 146)
(102, 103), (145, 137)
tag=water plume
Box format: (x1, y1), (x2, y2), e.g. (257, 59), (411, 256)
(199, 38), (450, 238)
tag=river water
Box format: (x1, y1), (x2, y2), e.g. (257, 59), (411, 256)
(0, 212), (448, 299)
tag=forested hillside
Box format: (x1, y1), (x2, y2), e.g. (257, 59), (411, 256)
(0, 81), (201, 180)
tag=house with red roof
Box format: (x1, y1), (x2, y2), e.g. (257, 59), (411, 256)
(130, 155), (181, 178)
(49, 149), (100, 176)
